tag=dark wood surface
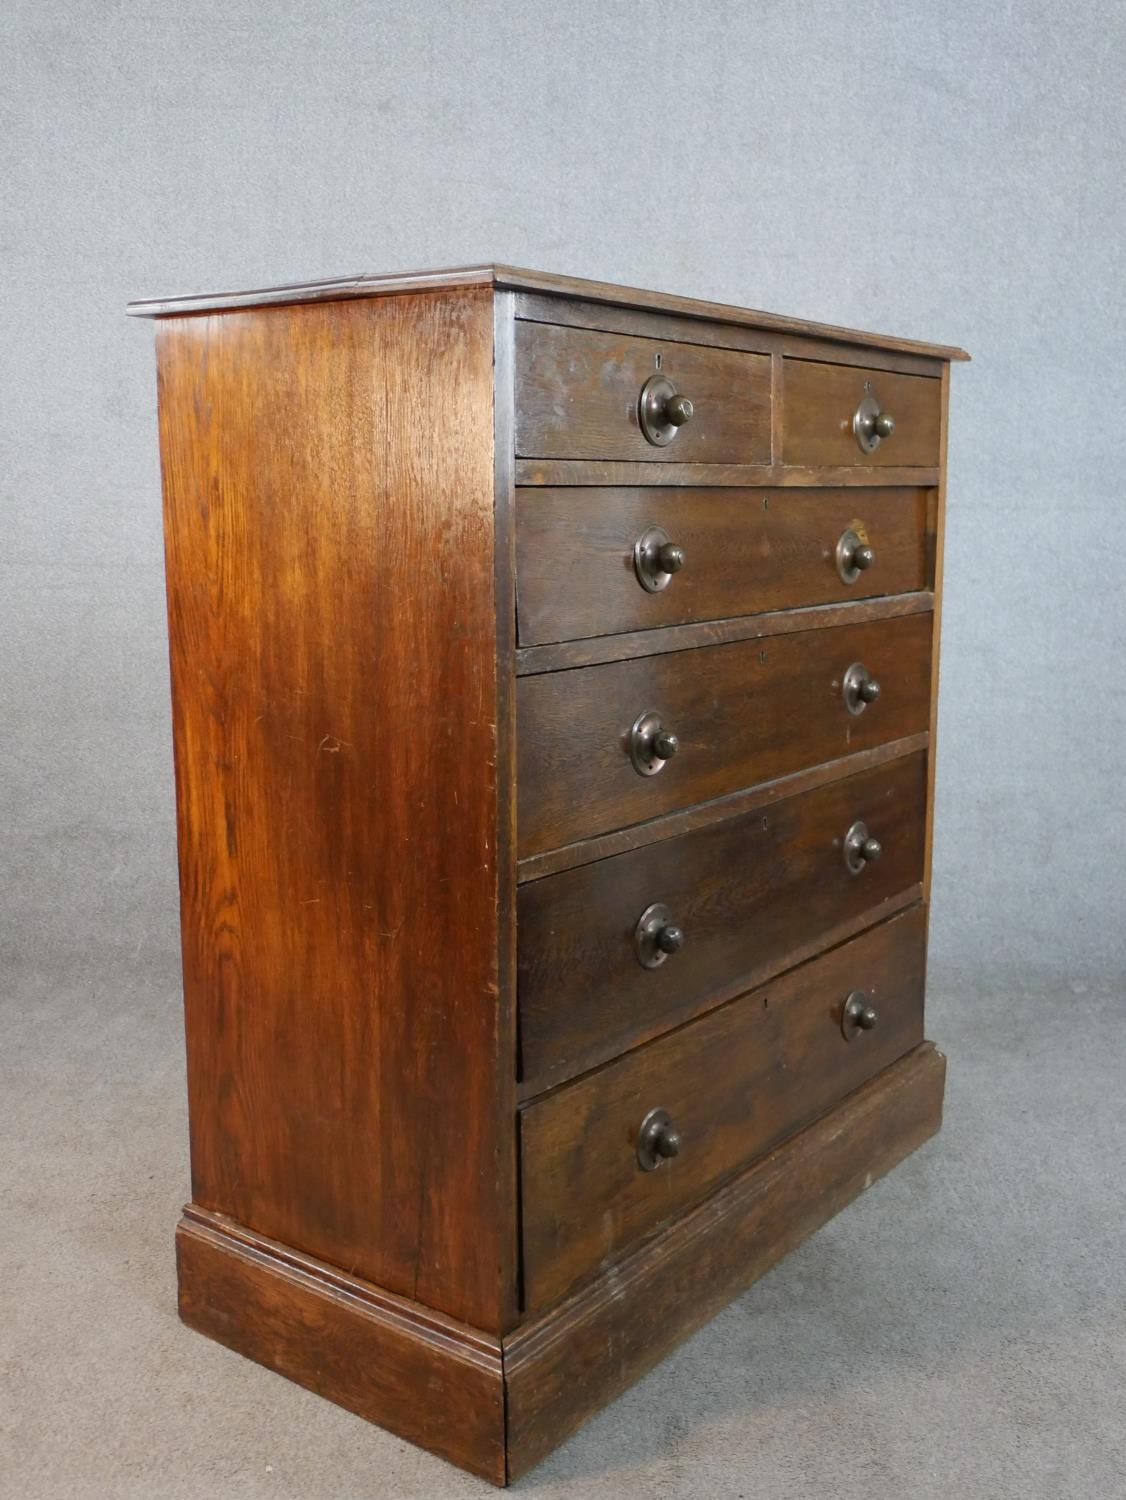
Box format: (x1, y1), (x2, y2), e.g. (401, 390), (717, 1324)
(516, 460), (941, 487)
(156, 290), (517, 1332)
(518, 752), (927, 1089)
(517, 733), (929, 885)
(128, 262), (971, 363)
(514, 293), (948, 376)
(517, 611), (932, 857)
(783, 359), (942, 468)
(520, 906), (927, 1312)
(177, 1210), (507, 1485)
(514, 322), (770, 463)
(515, 486), (930, 645)
(505, 1040), (947, 1480)
(516, 592), (933, 678)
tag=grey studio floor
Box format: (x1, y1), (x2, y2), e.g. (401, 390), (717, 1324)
(3, 961), (1123, 1500)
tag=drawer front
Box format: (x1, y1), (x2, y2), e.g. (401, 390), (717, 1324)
(516, 486), (930, 646)
(783, 359), (941, 468)
(515, 322), (771, 464)
(518, 752), (926, 1089)
(517, 611), (931, 858)
(520, 904), (927, 1312)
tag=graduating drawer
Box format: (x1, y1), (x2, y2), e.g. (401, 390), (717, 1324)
(520, 904), (927, 1312)
(518, 752), (926, 1089)
(515, 486), (930, 646)
(783, 359), (941, 468)
(517, 611), (931, 858)
(515, 322), (770, 464)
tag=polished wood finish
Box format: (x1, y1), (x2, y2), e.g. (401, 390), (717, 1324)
(783, 359), (942, 468)
(514, 322), (770, 463)
(516, 592), (933, 677)
(517, 732), (929, 884)
(518, 752), (926, 1088)
(521, 906), (926, 1311)
(505, 1040), (946, 1479)
(517, 611), (932, 856)
(128, 262), (970, 362)
(925, 365), (952, 907)
(514, 292), (948, 376)
(515, 486), (930, 645)
(177, 1209), (507, 1484)
(134, 265), (960, 1484)
(156, 291), (516, 1331)
(516, 459), (942, 487)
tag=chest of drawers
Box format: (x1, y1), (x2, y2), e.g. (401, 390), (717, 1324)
(129, 265), (966, 1485)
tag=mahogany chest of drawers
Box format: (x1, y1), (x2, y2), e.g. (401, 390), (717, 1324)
(129, 265), (966, 1484)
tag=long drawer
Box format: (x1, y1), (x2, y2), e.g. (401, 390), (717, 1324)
(520, 904), (928, 1312)
(517, 611), (931, 858)
(515, 486), (931, 646)
(518, 751), (926, 1089)
(515, 322), (771, 464)
(783, 359), (941, 468)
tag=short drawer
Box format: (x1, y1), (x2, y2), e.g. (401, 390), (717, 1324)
(783, 359), (941, 468)
(515, 486), (930, 646)
(517, 611), (931, 858)
(515, 322), (770, 464)
(519, 752), (926, 1088)
(520, 903), (927, 1312)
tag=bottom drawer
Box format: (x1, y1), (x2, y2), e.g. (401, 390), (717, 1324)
(519, 904), (927, 1313)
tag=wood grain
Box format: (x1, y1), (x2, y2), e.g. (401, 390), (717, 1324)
(783, 359), (942, 468)
(513, 294), (948, 375)
(517, 611), (933, 857)
(128, 262), (971, 363)
(156, 290), (516, 1331)
(515, 322), (770, 463)
(520, 905), (927, 1311)
(518, 752), (927, 1089)
(515, 486), (930, 645)
(504, 1040), (947, 1480)
(176, 1210), (506, 1484)
(516, 592), (934, 678)
(515, 460), (942, 487)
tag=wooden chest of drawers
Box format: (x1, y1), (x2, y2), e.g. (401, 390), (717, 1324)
(129, 265), (966, 1485)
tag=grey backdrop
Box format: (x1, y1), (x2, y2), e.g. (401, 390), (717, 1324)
(5, 4), (1126, 1497)
(4, 0), (1124, 996)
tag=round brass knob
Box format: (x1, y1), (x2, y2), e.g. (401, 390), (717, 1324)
(843, 819), (882, 874)
(853, 393), (895, 454)
(633, 527), (687, 592)
(634, 903), (686, 968)
(657, 922), (684, 955)
(665, 394), (694, 427)
(638, 374), (695, 446)
(653, 729), (679, 760)
(836, 528), (876, 584)
(842, 990), (879, 1041)
(842, 662), (882, 716)
(637, 1107), (682, 1170)
(629, 710), (680, 776)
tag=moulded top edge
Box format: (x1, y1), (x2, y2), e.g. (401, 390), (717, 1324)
(125, 262), (970, 362)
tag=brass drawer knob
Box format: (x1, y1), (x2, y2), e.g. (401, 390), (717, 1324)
(638, 373), (694, 446)
(842, 990), (879, 1040)
(842, 661), (881, 715)
(634, 902), (685, 969)
(634, 526), (687, 593)
(843, 819), (882, 874)
(637, 1107), (682, 1171)
(836, 527), (876, 584)
(853, 393), (896, 454)
(629, 709), (679, 776)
